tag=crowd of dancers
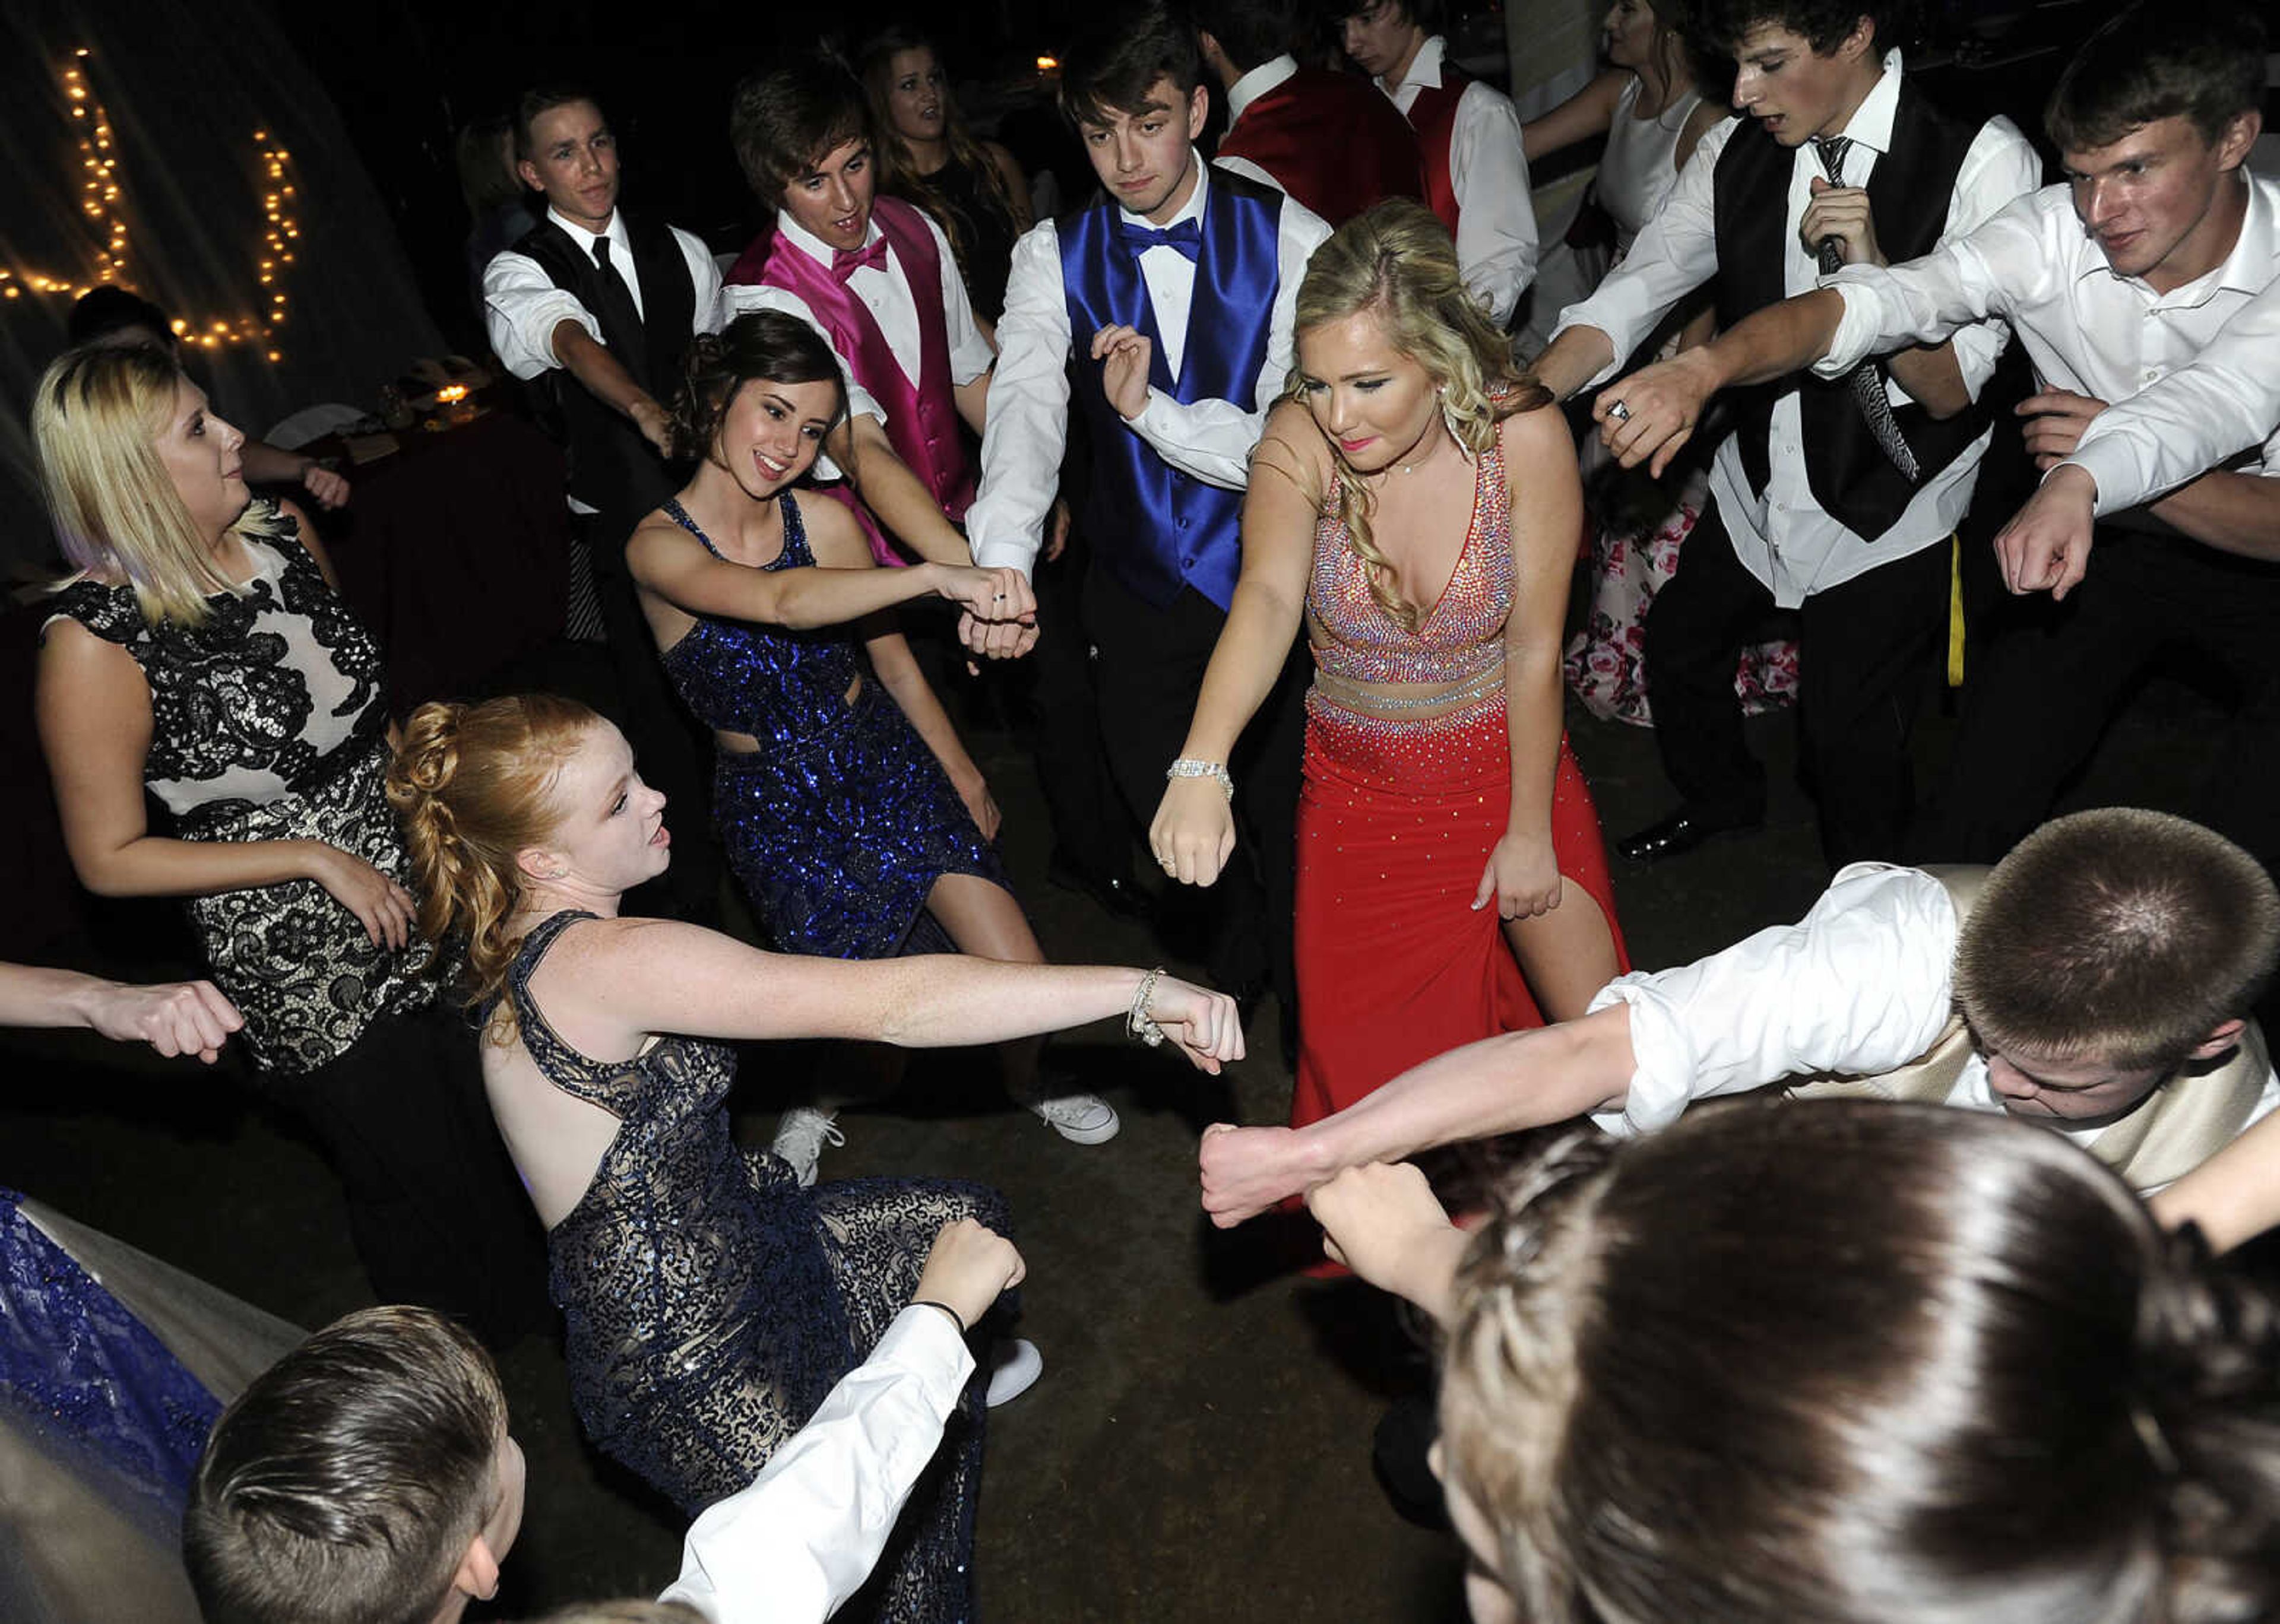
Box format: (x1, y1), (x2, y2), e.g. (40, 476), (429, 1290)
(12, 0), (2280, 1618)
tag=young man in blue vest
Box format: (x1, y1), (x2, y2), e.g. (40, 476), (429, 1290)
(967, 1), (1330, 1024)
(1532, 1), (2042, 870)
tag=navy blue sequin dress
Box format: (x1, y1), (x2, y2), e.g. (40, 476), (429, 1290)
(505, 911), (1005, 1619)
(657, 493), (1005, 957)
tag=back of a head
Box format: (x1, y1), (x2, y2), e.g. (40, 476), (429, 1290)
(1060, 2), (1207, 129)
(729, 52), (868, 204)
(527, 1604), (704, 1624)
(456, 113), (524, 218)
(184, 1306), (506, 1624)
(1954, 808), (2280, 1074)
(1440, 1101), (2280, 1624)
(1192, 0), (1296, 74)
(67, 284), (175, 350)
(2045, 0), (2265, 154)
(1695, 0), (1911, 55)
(384, 693), (600, 1013)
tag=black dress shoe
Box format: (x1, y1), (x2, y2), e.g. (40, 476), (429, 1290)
(1616, 807), (1762, 864)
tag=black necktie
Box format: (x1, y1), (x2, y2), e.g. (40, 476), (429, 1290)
(590, 237), (648, 380)
(1812, 136), (1920, 485)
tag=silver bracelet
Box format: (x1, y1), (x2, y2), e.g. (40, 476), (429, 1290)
(1166, 758), (1234, 803)
(1128, 966), (1167, 1048)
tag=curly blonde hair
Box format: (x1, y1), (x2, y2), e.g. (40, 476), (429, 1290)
(1286, 199), (1549, 631)
(385, 694), (598, 1027)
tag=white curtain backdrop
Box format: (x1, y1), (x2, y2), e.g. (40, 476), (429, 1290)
(0, 0), (444, 573)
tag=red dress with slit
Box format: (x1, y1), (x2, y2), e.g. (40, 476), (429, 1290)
(1291, 436), (1630, 1128)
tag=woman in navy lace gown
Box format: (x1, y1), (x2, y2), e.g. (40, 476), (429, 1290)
(30, 342), (543, 1342)
(386, 693), (1240, 1620)
(626, 312), (1116, 1177)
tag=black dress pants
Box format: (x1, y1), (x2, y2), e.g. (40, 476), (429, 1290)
(1642, 499), (1950, 867)
(1081, 567), (1307, 1010)
(1027, 532), (1141, 895)
(1912, 527), (2280, 871)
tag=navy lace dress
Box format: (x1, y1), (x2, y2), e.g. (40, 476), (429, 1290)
(505, 911), (1003, 1619)
(656, 493), (1005, 957)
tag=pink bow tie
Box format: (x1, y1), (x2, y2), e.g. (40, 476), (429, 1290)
(831, 237), (890, 281)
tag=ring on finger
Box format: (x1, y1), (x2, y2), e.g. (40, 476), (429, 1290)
(1605, 399), (1633, 423)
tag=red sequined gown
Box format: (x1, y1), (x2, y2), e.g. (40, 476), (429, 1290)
(1293, 437), (1630, 1127)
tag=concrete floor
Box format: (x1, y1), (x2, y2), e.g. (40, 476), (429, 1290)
(0, 642), (2236, 1621)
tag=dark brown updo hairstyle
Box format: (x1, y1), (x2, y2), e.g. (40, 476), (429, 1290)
(385, 693), (599, 1025)
(668, 310), (854, 467)
(1441, 1100), (2280, 1624)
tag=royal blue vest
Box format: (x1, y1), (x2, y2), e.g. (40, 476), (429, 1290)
(1060, 169), (1285, 611)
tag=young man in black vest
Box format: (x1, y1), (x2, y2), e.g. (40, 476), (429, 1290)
(1592, 2), (2280, 883)
(1531, 1), (2041, 868)
(482, 86), (723, 919)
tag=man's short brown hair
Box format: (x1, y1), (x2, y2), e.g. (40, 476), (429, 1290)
(728, 56), (869, 204)
(1953, 808), (2280, 1074)
(183, 1306), (508, 1624)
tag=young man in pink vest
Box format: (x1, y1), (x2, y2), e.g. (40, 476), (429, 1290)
(1196, 0), (1424, 226)
(1338, 0), (1537, 323)
(722, 59), (993, 575)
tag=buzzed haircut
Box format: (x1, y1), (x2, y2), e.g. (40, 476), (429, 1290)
(1060, 2), (1209, 128)
(1953, 807), (2280, 1074)
(513, 84), (604, 162)
(2044, 0), (2267, 154)
(183, 1306), (507, 1624)
(727, 55), (870, 204)
(1695, 0), (1905, 55)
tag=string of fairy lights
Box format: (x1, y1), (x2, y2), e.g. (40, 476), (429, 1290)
(0, 47), (300, 364)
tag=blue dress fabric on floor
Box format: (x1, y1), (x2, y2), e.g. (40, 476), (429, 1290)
(656, 493), (1005, 957)
(504, 910), (1003, 1620)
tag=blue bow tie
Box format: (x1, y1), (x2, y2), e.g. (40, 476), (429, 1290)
(1116, 217), (1202, 262)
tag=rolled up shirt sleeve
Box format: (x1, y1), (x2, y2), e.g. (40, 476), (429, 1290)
(659, 1306), (976, 1624)
(483, 249), (596, 381)
(1585, 864), (1963, 1135)
(1816, 189), (2043, 382)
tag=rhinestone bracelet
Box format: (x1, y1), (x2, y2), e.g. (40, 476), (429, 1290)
(1128, 966), (1167, 1048)
(1166, 758), (1234, 802)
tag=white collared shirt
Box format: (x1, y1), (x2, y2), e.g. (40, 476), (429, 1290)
(1585, 864), (2280, 1176)
(1380, 34), (1538, 325)
(659, 1306), (973, 1623)
(1553, 52), (2042, 605)
(482, 205), (723, 381)
(1821, 173), (2280, 511)
(721, 208), (996, 430)
(2062, 272), (2280, 511)
(965, 164), (1331, 577)
(1211, 54), (1304, 198)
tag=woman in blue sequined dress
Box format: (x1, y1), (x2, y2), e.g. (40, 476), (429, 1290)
(385, 693), (1242, 1622)
(626, 312), (1117, 1173)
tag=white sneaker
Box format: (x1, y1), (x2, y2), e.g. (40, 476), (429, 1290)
(1018, 1089), (1120, 1144)
(771, 1108), (844, 1188)
(985, 1338), (1043, 1407)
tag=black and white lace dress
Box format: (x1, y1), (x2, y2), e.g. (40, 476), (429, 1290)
(44, 512), (435, 1073)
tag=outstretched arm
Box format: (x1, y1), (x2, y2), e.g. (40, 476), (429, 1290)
(1520, 68), (1626, 163)
(2152, 1105), (2280, 1255)
(1594, 288), (1847, 475)
(1199, 1007), (1638, 1225)
(551, 321), (674, 455)
(0, 962), (243, 1063)
(822, 414), (976, 567)
(1149, 408), (1319, 887)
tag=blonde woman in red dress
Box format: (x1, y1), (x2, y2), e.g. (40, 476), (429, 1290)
(1152, 199), (1628, 1131)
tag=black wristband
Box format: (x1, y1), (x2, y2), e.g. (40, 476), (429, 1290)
(909, 1298), (966, 1335)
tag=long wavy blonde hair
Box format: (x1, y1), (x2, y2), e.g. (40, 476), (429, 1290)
(385, 694), (598, 1030)
(34, 341), (290, 628)
(1286, 199), (1550, 631)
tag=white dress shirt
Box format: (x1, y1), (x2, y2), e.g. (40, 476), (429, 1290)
(1211, 55), (1302, 197)
(1381, 36), (1538, 326)
(965, 166), (1331, 576)
(1585, 864), (2280, 1161)
(2060, 271), (2280, 510)
(659, 1306), (974, 1624)
(1554, 53), (2042, 606)
(483, 205), (724, 382)
(721, 208), (996, 429)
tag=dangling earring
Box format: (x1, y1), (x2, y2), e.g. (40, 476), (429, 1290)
(1440, 388), (1469, 459)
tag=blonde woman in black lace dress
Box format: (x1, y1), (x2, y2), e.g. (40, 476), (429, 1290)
(31, 341), (541, 1341)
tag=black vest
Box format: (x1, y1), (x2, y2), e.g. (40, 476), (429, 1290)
(514, 212), (698, 534)
(1714, 81), (1990, 543)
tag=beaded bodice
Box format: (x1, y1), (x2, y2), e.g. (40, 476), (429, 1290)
(656, 494), (862, 746)
(1307, 437), (1511, 696)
